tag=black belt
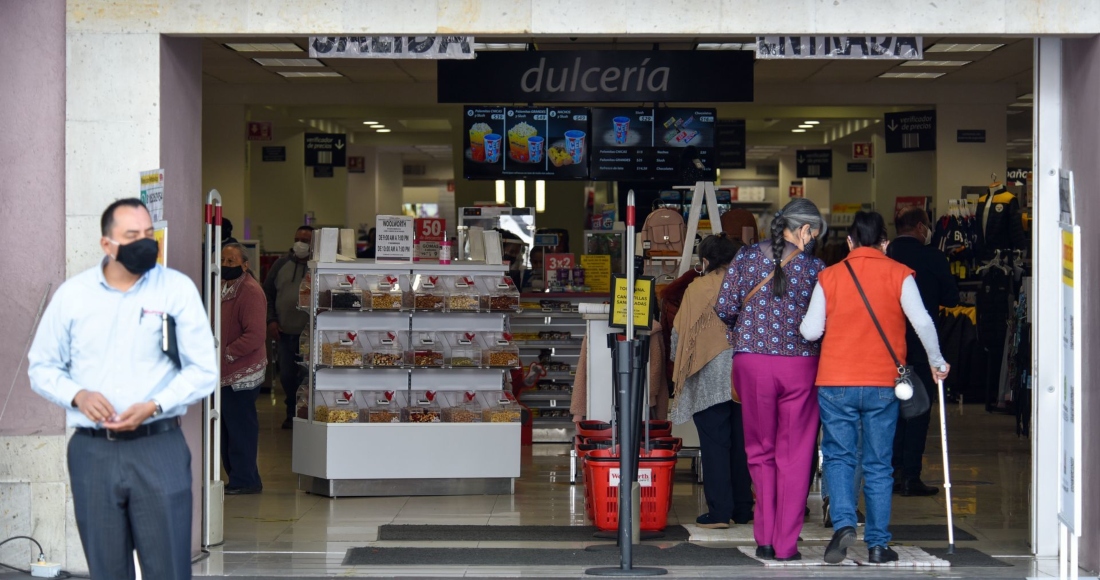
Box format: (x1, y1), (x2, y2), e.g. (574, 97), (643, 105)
(75, 417), (180, 441)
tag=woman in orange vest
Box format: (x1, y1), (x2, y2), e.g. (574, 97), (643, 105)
(800, 211), (950, 565)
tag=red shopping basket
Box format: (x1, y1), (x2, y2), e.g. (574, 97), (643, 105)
(583, 448), (677, 532)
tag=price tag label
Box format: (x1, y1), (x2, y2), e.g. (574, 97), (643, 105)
(415, 218), (445, 242)
(544, 253), (575, 283)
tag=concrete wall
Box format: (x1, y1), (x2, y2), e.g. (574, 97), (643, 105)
(871, 132), (937, 229)
(935, 103), (1009, 215)
(830, 146), (874, 207)
(249, 129), (306, 251)
(0, 0), (69, 569)
(62, 0), (1100, 35)
(1062, 35), (1100, 573)
(202, 105), (248, 232)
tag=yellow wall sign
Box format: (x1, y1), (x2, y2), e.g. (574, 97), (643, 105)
(1062, 229), (1073, 286)
(609, 275), (655, 330)
(581, 254), (612, 293)
(154, 224), (168, 266)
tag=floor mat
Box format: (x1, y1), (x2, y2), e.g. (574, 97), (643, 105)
(924, 547), (1014, 567)
(892, 524), (978, 542)
(376, 524), (690, 542)
(739, 545), (951, 568)
(686, 524), (976, 543)
(343, 543), (761, 567)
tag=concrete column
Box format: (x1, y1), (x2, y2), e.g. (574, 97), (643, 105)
(934, 103), (1009, 214)
(202, 105), (248, 234)
(377, 153), (405, 217)
(830, 144), (874, 207)
(1062, 35), (1100, 571)
(249, 128), (305, 251)
(871, 133), (936, 231)
(0, 0), (69, 568)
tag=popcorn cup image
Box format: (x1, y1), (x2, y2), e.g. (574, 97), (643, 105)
(613, 117), (630, 145)
(483, 134), (503, 163)
(469, 123), (492, 162)
(564, 130), (586, 165)
(528, 136), (545, 163)
(508, 121), (537, 162)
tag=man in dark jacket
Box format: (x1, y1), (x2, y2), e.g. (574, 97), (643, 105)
(887, 208), (960, 496)
(263, 225), (313, 429)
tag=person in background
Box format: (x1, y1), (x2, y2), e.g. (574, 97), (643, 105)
(358, 227), (376, 259)
(220, 243), (267, 494)
(221, 217), (239, 245)
(888, 207), (960, 496)
(264, 225), (314, 429)
(715, 198), (828, 561)
(670, 233), (753, 529)
(28, 199), (217, 580)
(801, 211), (950, 565)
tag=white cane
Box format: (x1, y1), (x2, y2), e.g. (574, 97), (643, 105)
(936, 367), (955, 554)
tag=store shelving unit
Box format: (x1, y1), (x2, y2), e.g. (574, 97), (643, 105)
(512, 293), (608, 443)
(293, 261), (521, 498)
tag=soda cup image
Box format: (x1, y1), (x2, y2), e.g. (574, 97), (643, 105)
(528, 136), (545, 163)
(483, 134), (503, 163)
(564, 130), (586, 165)
(613, 116), (630, 145)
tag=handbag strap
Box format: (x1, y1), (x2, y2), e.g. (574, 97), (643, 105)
(844, 261), (904, 373)
(744, 252), (797, 303)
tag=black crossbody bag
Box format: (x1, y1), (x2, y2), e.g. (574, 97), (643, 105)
(844, 262), (930, 419)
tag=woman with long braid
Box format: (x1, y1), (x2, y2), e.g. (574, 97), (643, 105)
(715, 198), (827, 561)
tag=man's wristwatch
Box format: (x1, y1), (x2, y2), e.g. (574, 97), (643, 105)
(151, 401), (164, 418)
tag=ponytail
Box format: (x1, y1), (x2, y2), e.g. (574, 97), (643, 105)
(770, 213), (789, 297)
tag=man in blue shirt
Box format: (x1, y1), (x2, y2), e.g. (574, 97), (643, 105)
(28, 198), (217, 580)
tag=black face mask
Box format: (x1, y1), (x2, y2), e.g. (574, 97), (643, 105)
(114, 238), (159, 275)
(803, 235), (818, 255)
(222, 265), (244, 281)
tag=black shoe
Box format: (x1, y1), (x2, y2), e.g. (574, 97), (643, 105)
(225, 486), (262, 495)
(824, 526), (856, 564)
(902, 479), (940, 497)
(282, 418), (293, 430)
(868, 545), (899, 563)
(893, 480), (905, 494)
(776, 551), (802, 562)
(695, 513), (730, 529)
(733, 515), (754, 525)
(755, 545), (775, 560)
(822, 496), (831, 527)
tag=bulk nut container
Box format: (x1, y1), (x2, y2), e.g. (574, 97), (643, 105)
(403, 390), (443, 423)
(364, 331), (406, 368)
(444, 331), (482, 367)
(319, 331), (364, 367)
(314, 390), (359, 423)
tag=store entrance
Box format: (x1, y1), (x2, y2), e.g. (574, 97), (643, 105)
(193, 34), (1046, 575)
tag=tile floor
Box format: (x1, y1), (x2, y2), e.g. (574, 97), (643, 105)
(194, 391), (1050, 578)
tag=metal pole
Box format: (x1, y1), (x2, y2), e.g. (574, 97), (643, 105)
(936, 373), (955, 554)
(587, 191), (665, 577)
(202, 189), (225, 547)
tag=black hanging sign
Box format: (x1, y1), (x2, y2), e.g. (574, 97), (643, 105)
(305, 133), (347, 167)
(438, 50), (754, 103)
(262, 146), (286, 162)
(956, 129), (986, 143)
(796, 149), (833, 179)
(884, 110), (936, 153)
(716, 120), (747, 169)
(847, 162), (869, 173)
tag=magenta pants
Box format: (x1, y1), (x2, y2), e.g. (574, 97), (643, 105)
(733, 353), (820, 558)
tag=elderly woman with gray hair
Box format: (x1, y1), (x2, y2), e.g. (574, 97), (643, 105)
(219, 243), (268, 494)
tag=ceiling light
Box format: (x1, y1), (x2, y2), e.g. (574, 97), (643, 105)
(495, 181), (506, 204)
(1018, 93), (1034, 100)
(535, 181), (546, 213)
(254, 58), (323, 67)
(472, 43), (527, 51)
(363, 121), (379, 125)
(515, 181), (526, 208)
(376, 129), (392, 133)
(696, 43), (750, 50)
(900, 60), (971, 67)
(792, 129), (806, 133)
(1010, 102), (1034, 108)
(277, 71), (342, 78)
(798, 124), (813, 129)
(373, 125), (386, 129)
(225, 43), (302, 52)
(878, 72), (946, 79)
(925, 43), (1004, 53)
(803, 121), (820, 125)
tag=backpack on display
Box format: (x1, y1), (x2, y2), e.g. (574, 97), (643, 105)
(641, 208), (686, 257)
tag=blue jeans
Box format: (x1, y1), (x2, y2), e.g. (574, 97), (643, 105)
(819, 386), (899, 548)
(821, 432), (862, 503)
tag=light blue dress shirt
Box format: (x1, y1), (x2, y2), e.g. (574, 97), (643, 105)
(28, 260), (218, 428)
